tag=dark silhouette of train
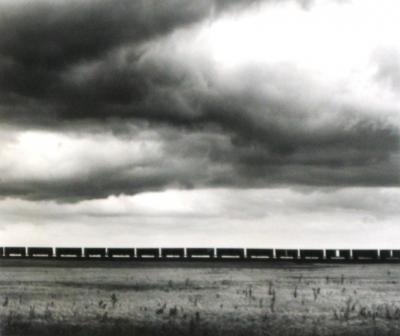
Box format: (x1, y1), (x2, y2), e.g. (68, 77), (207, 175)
(1, 247), (400, 262)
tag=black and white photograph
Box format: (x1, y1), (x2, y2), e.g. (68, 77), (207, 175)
(0, 0), (399, 335)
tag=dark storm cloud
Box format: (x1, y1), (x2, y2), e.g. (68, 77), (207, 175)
(0, 0), (314, 119)
(0, 167), (177, 201)
(0, 0), (260, 108)
(0, 0), (255, 70)
(0, 118), (398, 202)
(0, 0), (398, 201)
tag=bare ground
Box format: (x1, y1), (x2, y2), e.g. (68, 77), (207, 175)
(1, 262), (400, 335)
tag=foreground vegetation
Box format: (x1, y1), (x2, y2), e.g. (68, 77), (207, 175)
(2, 263), (400, 335)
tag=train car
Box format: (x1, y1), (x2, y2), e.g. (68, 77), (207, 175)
(0, 247), (3, 258)
(55, 247), (82, 258)
(107, 248), (135, 259)
(325, 249), (338, 260)
(380, 250), (392, 260)
(136, 248), (159, 259)
(299, 249), (324, 260)
(338, 249), (351, 260)
(161, 248), (185, 259)
(216, 248), (245, 259)
(186, 248), (214, 259)
(4, 247), (26, 258)
(352, 249), (379, 261)
(246, 248), (273, 260)
(275, 249), (299, 260)
(392, 250), (400, 259)
(84, 248), (106, 258)
(27, 247), (53, 258)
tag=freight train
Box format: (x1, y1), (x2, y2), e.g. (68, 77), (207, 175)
(1, 247), (400, 262)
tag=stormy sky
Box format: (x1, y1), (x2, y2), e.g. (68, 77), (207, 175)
(1, 0), (399, 247)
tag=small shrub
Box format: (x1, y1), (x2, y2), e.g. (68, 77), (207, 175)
(44, 305), (53, 321)
(270, 290), (276, 312)
(2, 296), (9, 307)
(169, 306), (178, 317)
(268, 281), (274, 295)
(111, 294), (118, 308)
(29, 305), (36, 320)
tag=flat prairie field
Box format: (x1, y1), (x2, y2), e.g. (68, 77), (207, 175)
(1, 261), (400, 335)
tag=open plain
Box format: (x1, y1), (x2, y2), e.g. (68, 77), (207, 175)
(1, 261), (400, 335)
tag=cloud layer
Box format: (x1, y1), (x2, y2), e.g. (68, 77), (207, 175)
(0, 0), (399, 202)
(2, 187), (400, 247)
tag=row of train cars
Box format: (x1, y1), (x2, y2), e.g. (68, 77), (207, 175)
(1, 247), (400, 262)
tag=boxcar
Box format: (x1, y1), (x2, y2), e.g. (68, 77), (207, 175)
(55, 247), (82, 258)
(84, 248), (106, 258)
(275, 249), (299, 260)
(380, 250), (392, 260)
(216, 248), (245, 259)
(325, 249), (338, 260)
(136, 248), (159, 259)
(107, 248), (135, 258)
(392, 250), (400, 259)
(161, 248), (185, 259)
(299, 249), (324, 260)
(352, 249), (378, 260)
(5, 247), (26, 257)
(186, 248), (214, 259)
(28, 247), (53, 258)
(246, 248), (274, 260)
(338, 250), (351, 260)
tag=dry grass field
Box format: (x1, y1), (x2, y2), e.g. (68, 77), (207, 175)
(1, 262), (400, 335)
